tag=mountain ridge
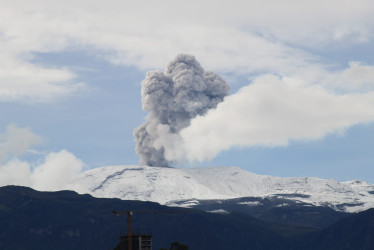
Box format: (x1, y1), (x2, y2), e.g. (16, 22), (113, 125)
(66, 165), (374, 213)
(1, 185), (373, 250)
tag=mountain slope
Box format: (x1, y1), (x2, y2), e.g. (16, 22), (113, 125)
(176, 196), (349, 229)
(294, 208), (374, 250)
(0, 186), (290, 250)
(66, 165), (374, 212)
(1, 186), (374, 250)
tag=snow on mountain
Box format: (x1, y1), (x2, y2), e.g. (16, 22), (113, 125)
(66, 165), (374, 213)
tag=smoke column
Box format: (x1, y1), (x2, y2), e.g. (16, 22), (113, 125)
(134, 54), (229, 167)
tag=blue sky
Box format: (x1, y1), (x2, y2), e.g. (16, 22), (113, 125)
(1, 0), (374, 188)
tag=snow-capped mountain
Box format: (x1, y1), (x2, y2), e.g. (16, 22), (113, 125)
(66, 165), (374, 213)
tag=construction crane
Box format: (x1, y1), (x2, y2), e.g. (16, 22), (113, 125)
(113, 210), (160, 250)
(113, 209), (192, 250)
(112, 210), (134, 250)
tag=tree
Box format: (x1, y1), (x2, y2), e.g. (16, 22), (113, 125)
(169, 241), (189, 250)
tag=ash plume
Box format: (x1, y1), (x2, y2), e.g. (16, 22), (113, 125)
(134, 54), (229, 167)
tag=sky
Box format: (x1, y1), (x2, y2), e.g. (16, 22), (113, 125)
(1, 0), (374, 189)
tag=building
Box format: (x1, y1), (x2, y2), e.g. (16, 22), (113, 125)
(118, 234), (152, 250)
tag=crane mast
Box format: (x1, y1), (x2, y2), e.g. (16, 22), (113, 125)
(113, 208), (186, 249)
(113, 210), (133, 250)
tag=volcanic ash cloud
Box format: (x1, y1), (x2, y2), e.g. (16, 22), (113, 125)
(133, 54), (229, 167)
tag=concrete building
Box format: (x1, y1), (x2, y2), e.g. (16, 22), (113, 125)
(118, 234), (152, 250)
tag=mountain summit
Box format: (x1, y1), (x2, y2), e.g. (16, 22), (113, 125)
(66, 165), (374, 213)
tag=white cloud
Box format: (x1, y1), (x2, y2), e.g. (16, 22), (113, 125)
(0, 150), (84, 191)
(162, 75), (374, 162)
(1, 0), (374, 166)
(0, 159), (32, 187)
(327, 62), (374, 91)
(31, 150), (84, 191)
(0, 125), (84, 190)
(1, 0), (374, 102)
(0, 61), (85, 102)
(0, 125), (44, 162)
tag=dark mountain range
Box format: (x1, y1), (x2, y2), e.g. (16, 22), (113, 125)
(0, 186), (373, 250)
(296, 208), (374, 250)
(174, 195), (349, 229)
